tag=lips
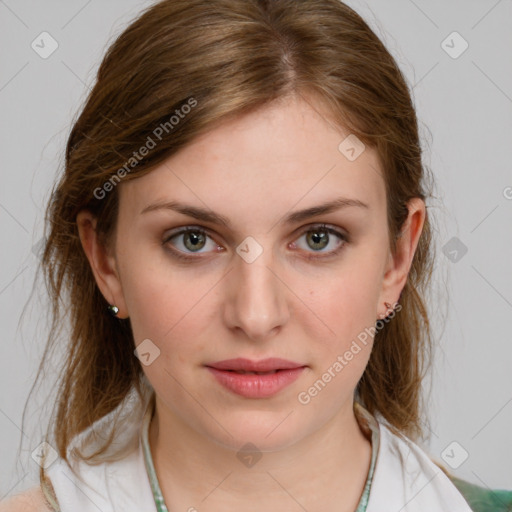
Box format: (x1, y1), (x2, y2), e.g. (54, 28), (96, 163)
(205, 357), (305, 372)
(205, 358), (307, 398)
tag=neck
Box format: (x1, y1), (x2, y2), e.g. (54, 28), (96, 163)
(148, 397), (372, 511)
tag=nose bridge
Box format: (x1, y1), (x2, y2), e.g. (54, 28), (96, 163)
(224, 241), (290, 340)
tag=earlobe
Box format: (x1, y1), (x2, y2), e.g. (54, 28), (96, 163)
(76, 210), (129, 319)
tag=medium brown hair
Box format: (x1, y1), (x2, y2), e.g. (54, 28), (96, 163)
(25, 0), (436, 489)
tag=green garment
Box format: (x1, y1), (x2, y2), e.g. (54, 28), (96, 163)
(449, 475), (512, 512)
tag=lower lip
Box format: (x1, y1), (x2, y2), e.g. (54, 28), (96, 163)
(206, 367), (306, 398)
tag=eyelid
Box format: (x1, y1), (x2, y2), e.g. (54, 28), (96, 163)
(163, 225), (219, 245)
(292, 222), (348, 239)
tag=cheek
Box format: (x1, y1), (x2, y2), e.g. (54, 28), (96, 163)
(126, 272), (210, 344)
(305, 263), (383, 340)
(116, 236), (188, 336)
(120, 254), (218, 367)
(297, 275), (378, 411)
(295, 256), (384, 398)
(124, 264), (212, 399)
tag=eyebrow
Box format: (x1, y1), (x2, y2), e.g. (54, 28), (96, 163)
(140, 197), (369, 226)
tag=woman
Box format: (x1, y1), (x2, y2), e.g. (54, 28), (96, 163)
(2, 0), (510, 511)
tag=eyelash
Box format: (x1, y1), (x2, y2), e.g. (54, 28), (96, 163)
(162, 223), (349, 262)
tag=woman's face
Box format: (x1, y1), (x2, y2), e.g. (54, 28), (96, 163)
(82, 94), (424, 451)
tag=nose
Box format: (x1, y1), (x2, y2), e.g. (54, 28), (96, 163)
(223, 246), (290, 342)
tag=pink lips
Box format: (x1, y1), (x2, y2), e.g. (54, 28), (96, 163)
(205, 358), (306, 398)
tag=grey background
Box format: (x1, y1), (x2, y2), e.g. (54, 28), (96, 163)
(1, 0), (511, 499)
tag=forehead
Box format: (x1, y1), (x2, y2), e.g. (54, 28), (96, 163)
(120, 95), (386, 224)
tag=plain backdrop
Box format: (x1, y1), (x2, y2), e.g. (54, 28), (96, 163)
(1, 0), (511, 499)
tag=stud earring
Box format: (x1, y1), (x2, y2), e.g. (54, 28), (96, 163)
(379, 301), (394, 320)
(107, 304), (119, 317)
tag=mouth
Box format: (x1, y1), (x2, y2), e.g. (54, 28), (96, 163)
(204, 359), (307, 398)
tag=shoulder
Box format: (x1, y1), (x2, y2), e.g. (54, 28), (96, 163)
(0, 486), (53, 512)
(42, 442), (155, 512)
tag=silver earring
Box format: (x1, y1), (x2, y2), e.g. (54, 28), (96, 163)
(107, 304), (119, 317)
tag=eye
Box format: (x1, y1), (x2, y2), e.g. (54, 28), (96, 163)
(163, 223), (348, 261)
(163, 227), (221, 259)
(291, 223), (348, 259)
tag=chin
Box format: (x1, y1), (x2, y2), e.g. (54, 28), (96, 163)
(202, 411), (306, 453)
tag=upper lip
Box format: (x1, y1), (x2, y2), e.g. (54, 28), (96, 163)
(206, 358), (305, 372)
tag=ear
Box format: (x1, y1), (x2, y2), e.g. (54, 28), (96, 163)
(377, 197), (426, 318)
(76, 210), (129, 319)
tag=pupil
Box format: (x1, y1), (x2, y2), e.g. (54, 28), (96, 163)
(308, 230), (328, 251)
(185, 232), (205, 251)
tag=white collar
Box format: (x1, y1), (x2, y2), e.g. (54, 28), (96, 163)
(366, 421), (473, 511)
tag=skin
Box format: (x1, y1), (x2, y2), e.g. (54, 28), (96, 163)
(0, 487), (52, 512)
(77, 93), (425, 511)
